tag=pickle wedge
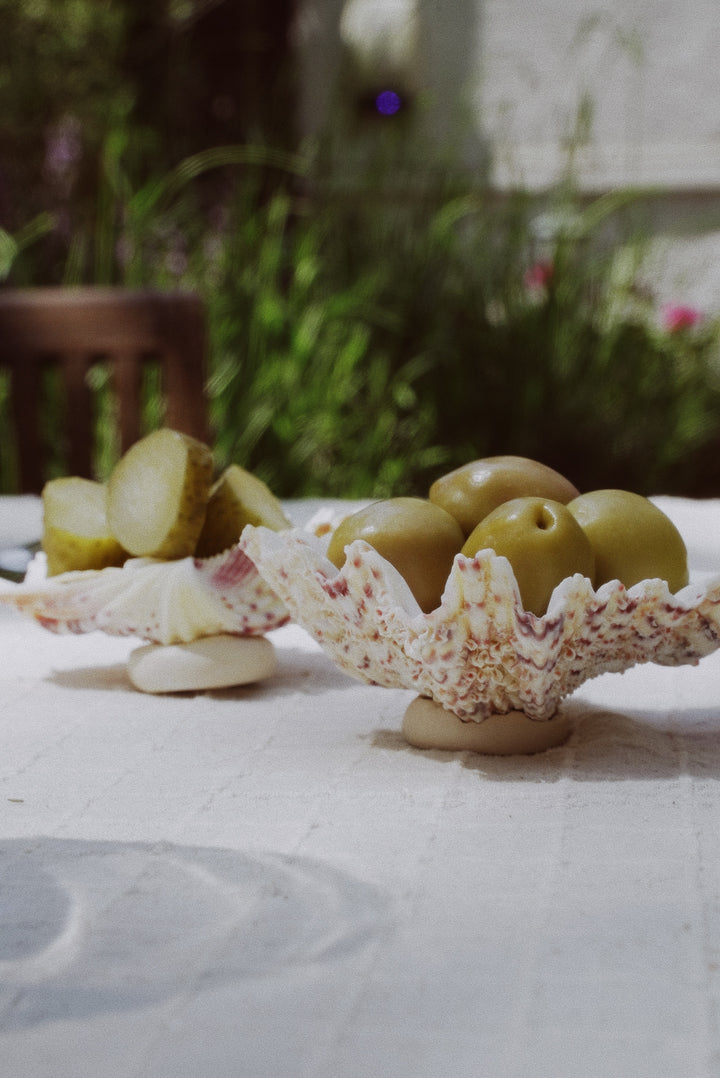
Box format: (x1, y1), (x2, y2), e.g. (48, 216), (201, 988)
(42, 476), (127, 576)
(107, 429), (213, 559)
(195, 464), (290, 557)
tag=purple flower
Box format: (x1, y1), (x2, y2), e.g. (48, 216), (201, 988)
(165, 248), (188, 278)
(44, 115), (83, 193)
(375, 90), (402, 116)
(661, 303), (703, 333)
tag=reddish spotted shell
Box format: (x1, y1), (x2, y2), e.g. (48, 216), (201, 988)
(241, 526), (720, 721)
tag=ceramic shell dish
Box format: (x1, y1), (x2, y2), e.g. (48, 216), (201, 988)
(241, 525), (720, 723)
(0, 545), (289, 645)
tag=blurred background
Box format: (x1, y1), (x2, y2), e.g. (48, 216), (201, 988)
(1, 0), (719, 497)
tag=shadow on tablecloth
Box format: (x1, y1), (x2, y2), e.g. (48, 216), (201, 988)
(0, 837), (390, 1032)
(371, 699), (720, 783)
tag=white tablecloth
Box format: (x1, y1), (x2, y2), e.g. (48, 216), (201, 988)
(0, 496), (719, 1078)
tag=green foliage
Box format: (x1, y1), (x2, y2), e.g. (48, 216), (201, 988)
(3, 139), (720, 497)
(202, 183), (445, 497)
(0, 0), (130, 228)
(1, 0), (718, 500)
(194, 172), (720, 498)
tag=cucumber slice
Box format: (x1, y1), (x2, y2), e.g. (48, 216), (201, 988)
(42, 477), (127, 576)
(107, 429), (213, 559)
(195, 464), (290, 557)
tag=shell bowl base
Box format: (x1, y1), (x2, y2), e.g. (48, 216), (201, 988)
(402, 696), (572, 756)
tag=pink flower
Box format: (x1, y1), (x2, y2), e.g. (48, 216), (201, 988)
(661, 303), (703, 333)
(524, 259), (554, 292)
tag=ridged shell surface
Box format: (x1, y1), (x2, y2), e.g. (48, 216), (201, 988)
(241, 526), (720, 721)
(0, 545), (288, 644)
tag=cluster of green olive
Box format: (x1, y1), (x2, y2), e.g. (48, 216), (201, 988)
(326, 456), (689, 616)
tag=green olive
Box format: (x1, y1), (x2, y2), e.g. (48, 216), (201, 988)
(326, 497), (465, 613)
(429, 455), (580, 537)
(461, 496), (595, 616)
(567, 490), (689, 592)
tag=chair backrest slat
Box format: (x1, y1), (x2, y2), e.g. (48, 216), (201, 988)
(0, 287), (210, 492)
(9, 351), (44, 495)
(61, 350), (95, 479)
(112, 349), (144, 453)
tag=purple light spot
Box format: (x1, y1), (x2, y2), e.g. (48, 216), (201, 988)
(375, 90), (402, 116)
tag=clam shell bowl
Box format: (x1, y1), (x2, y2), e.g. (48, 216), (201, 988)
(0, 545), (289, 645)
(241, 525), (720, 725)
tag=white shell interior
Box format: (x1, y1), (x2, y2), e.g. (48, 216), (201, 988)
(0, 546), (289, 645)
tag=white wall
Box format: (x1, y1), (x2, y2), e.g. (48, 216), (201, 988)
(481, 0), (720, 191)
(293, 0), (720, 306)
(294, 0), (720, 189)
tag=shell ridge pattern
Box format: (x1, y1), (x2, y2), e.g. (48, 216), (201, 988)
(0, 550), (288, 644)
(242, 524), (720, 722)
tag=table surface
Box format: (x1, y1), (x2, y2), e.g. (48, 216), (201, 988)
(1, 495), (719, 1078)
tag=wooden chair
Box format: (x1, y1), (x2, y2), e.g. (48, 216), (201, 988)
(0, 287), (211, 492)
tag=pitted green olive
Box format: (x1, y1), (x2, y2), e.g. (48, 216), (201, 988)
(326, 497), (465, 613)
(429, 455), (580, 537)
(461, 496), (595, 616)
(567, 489), (689, 592)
